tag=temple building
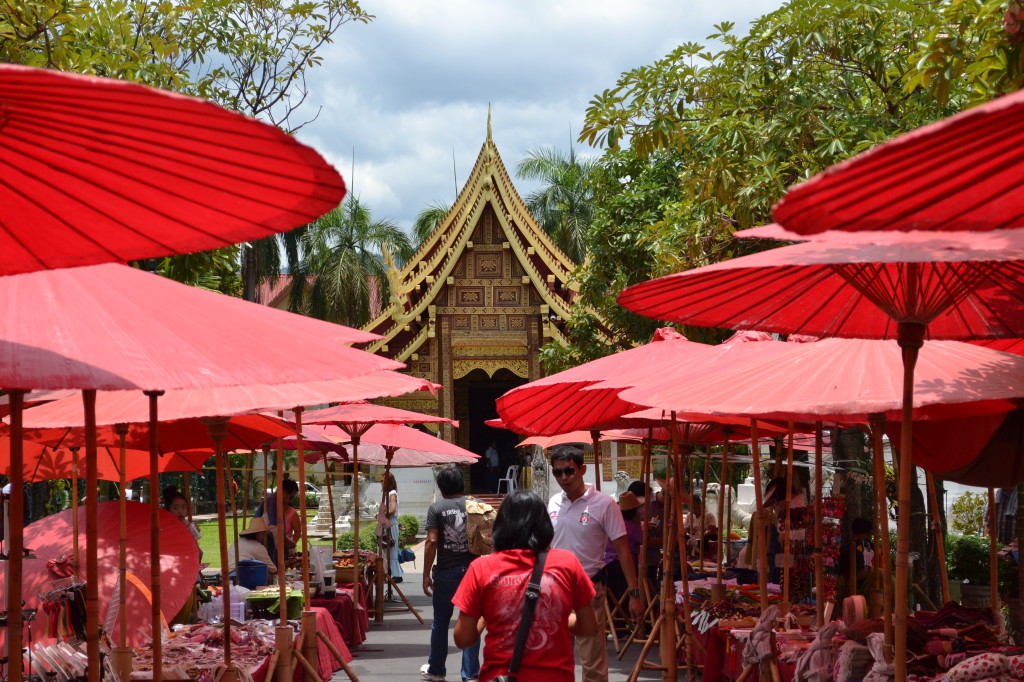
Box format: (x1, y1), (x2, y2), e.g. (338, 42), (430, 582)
(361, 116), (606, 491)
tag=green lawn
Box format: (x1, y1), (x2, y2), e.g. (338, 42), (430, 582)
(195, 514), (335, 569)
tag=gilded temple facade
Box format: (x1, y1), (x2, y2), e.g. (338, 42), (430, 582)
(361, 118), (593, 488)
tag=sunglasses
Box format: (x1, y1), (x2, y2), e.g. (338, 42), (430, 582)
(552, 466), (577, 478)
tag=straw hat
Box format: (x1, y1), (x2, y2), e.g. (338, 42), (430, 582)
(240, 517), (270, 536)
(618, 491), (644, 511)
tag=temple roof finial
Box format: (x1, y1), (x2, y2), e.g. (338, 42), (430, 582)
(487, 103), (492, 142)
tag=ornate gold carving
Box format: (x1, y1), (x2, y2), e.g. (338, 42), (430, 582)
(474, 253), (501, 278)
(453, 359), (529, 379)
(457, 287), (485, 304)
(453, 315), (470, 329)
(509, 316), (526, 331)
(493, 286), (520, 305)
(479, 315), (499, 330)
(450, 344), (526, 357)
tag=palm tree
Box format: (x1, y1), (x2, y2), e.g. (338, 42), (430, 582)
(412, 201), (452, 248)
(290, 196), (413, 327)
(515, 146), (597, 263)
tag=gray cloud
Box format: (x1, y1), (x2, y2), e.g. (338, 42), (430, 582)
(296, 0), (782, 232)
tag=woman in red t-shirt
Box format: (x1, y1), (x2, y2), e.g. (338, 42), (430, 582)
(453, 489), (597, 682)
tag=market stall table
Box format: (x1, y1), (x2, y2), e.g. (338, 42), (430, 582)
(312, 587), (368, 648)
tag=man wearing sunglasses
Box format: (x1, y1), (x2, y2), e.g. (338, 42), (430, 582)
(547, 446), (643, 682)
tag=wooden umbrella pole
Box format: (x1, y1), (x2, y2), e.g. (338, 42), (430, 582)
(294, 407), (311, 606)
(275, 438), (288, 624)
(591, 430), (602, 491)
(116, 425), (129, 647)
(1018, 483), (1024, 635)
(675, 423), (697, 682)
(230, 455), (241, 575)
(749, 419), (769, 611)
(242, 450), (254, 529)
(700, 451), (711, 567)
(926, 472), (950, 604)
(326, 457), (338, 551)
(83, 389), (102, 682)
(71, 447), (80, 573)
(209, 420), (234, 671)
(717, 434), (730, 584)
(273, 438), (292, 682)
(782, 421), (795, 616)
(637, 439), (651, 602)
(344, 423), (365, 640)
(6, 391), (25, 682)
(868, 415), (894, 654)
(989, 488), (1000, 616)
(146, 392), (166, 682)
(894, 321), (925, 682)
(659, 415), (678, 680)
(814, 422), (825, 628)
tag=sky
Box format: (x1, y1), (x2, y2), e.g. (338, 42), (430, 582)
(295, 0), (783, 235)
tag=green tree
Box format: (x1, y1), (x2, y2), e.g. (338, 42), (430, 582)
(412, 201), (452, 248)
(290, 197), (413, 327)
(951, 490), (988, 535)
(2, 0), (373, 296)
(515, 147), (597, 264)
(549, 0), (969, 369)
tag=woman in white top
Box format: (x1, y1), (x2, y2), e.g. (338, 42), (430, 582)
(383, 473), (403, 581)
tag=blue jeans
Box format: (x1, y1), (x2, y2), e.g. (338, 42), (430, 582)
(427, 566), (480, 680)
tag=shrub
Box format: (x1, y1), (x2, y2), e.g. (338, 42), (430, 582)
(336, 525), (379, 552)
(947, 533), (991, 584)
(398, 514), (419, 545)
(305, 492), (319, 509)
(950, 491), (987, 535)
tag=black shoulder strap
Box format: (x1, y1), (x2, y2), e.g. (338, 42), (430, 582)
(507, 550), (548, 680)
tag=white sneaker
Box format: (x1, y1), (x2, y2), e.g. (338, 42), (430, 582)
(420, 663), (445, 681)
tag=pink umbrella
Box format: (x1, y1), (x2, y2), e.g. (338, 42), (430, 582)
(0, 263), (394, 391)
(295, 423), (478, 467)
(0, 438), (210, 482)
(772, 89), (1024, 235)
(0, 64), (344, 276)
(0, 502), (200, 649)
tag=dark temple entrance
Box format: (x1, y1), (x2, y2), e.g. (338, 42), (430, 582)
(454, 368), (526, 493)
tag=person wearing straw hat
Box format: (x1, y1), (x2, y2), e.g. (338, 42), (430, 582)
(227, 517), (277, 578)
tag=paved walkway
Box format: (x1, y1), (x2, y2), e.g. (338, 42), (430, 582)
(329, 541), (669, 681)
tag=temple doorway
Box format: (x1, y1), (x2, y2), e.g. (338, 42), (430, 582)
(454, 368), (526, 493)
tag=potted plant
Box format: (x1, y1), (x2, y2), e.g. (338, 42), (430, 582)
(947, 534), (992, 607)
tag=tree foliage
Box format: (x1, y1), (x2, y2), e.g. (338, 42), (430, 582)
(545, 0), (992, 367)
(412, 201), (452, 248)
(515, 146), (598, 264)
(951, 490), (988, 536)
(2, 0), (373, 295)
(290, 197), (413, 327)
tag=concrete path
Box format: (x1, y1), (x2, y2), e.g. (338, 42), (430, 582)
(329, 541), (669, 681)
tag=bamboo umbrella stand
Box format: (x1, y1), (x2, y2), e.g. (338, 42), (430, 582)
(590, 430), (602, 491)
(868, 415), (894, 655)
(292, 408), (323, 681)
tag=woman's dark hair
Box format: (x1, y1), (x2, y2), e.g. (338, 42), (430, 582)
(763, 477), (788, 507)
(622, 507), (639, 522)
(281, 479), (299, 496)
(435, 465), (464, 496)
(626, 480), (648, 498)
(383, 472), (398, 493)
(492, 489), (553, 552)
(163, 489), (187, 511)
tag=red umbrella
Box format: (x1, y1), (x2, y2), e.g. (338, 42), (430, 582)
(0, 438), (209, 482)
(618, 338), (1024, 425)
(0, 502), (200, 649)
(496, 328), (720, 437)
(0, 64), (345, 276)
(517, 431), (633, 449)
(21, 411), (297, 452)
(772, 89), (1024, 235)
(298, 403), (456, 627)
(0, 263), (395, 391)
(295, 423), (478, 467)
(619, 231), (1024, 341)
(619, 232), (1024, 676)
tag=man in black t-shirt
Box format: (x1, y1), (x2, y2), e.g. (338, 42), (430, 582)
(420, 466), (480, 682)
